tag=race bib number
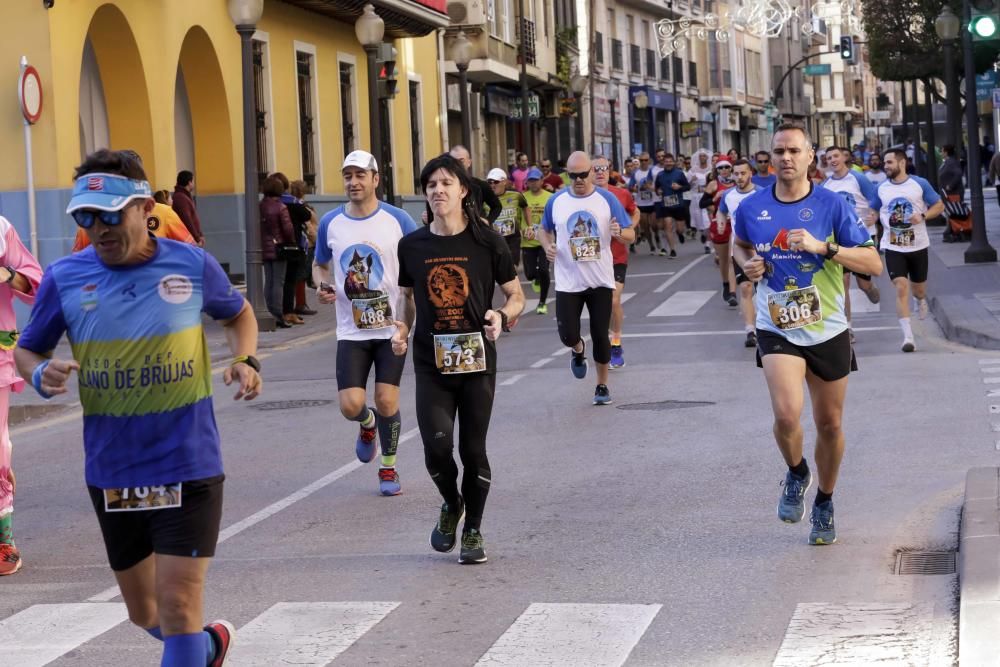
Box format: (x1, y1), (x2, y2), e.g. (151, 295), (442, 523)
(352, 295), (391, 330)
(434, 333), (487, 374)
(570, 237), (601, 262)
(637, 190), (655, 205)
(889, 226), (915, 247)
(104, 484), (182, 512)
(662, 194), (680, 207)
(767, 285), (822, 331)
(493, 218), (515, 236)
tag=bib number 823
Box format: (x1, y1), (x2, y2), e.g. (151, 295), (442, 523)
(574, 244), (596, 259)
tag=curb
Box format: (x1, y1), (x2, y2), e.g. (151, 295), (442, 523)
(930, 295), (1000, 351)
(959, 467), (1000, 666)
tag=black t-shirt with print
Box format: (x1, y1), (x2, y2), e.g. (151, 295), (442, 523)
(398, 224), (516, 375)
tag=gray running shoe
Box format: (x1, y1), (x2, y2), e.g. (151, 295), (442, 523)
(430, 499), (465, 553)
(458, 529), (487, 564)
(777, 469), (812, 523)
(808, 500), (837, 545)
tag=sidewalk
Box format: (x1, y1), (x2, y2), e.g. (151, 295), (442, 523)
(959, 468), (1000, 665)
(928, 187), (1000, 350)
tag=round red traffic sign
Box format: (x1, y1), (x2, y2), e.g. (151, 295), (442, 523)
(18, 65), (42, 124)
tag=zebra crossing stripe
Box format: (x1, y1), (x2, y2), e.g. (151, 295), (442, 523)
(475, 603), (661, 666)
(0, 603), (128, 667)
(647, 290), (715, 316)
(848, 288), (880, 313)
(226, 601), (400, 665)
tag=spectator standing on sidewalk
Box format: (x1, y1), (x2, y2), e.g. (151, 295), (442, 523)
(172, 170), (204, 247)
(989, 151), (1000, 203)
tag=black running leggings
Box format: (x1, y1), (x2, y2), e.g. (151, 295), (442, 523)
(521, 246), (550, 304)
(415, 372), (496, 531)
(555, 287), (613, 364)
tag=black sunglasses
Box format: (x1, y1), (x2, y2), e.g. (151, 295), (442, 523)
(72, 208), (127, 229)
(568, 170), (591, 181)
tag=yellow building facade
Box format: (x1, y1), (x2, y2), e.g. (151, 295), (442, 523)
(0, 0), (447, 273)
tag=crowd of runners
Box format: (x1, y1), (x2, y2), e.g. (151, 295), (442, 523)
(0, 121), (946, 664)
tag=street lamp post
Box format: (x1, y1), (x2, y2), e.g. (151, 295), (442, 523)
(571, 74), (589, 152)
(451, 31), (474, 156)
(228, 0), (274, 331)
(962, 0), (998, 263)
(607, 79), (620, 172)
(935, 6), (962, 149)
(355, 4), (384, 199)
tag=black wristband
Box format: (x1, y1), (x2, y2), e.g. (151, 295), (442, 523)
(498, 310), (510, 332)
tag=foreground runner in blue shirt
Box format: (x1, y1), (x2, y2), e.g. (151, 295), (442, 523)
(732, 124), (882, 547)
(15, 149), (260, 667)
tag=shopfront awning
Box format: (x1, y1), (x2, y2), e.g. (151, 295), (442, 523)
(279, 0), (449, 38)
(629, 85), (676, 111)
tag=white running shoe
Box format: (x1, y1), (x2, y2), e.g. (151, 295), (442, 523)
(901, 337), (916, 353)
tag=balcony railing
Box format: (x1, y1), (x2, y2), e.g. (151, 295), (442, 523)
(517, 18), (537, 66)
(630, 44), (641, 73)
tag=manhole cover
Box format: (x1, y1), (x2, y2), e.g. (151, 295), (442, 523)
(894, 550), (956, 575)
(616, 400), (716, 411)
(251, 399), (333, 411)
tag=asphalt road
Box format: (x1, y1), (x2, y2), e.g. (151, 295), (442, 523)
(3, 239), (998, 666)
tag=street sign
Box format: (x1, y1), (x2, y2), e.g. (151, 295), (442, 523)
(510, 92), (540, 120)
(18, 64), (42, 124)
(976, 72), (998, 101)
(803, 64), (832, 76)
(993, 88), (1000, 108)
(871, 110), (891, 120)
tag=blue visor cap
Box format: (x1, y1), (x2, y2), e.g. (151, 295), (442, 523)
(66, 173), (152, 214)
(527, 167), (543, 180)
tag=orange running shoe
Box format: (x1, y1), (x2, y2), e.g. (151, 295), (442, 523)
(0, 543), (22, 576)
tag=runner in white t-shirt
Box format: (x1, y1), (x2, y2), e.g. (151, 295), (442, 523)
(313, 150), (418, 495)
(870, 148), (944, 352)
(717, 159), (764, 347)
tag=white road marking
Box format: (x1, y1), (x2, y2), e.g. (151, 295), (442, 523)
(624, 271), (675, 278)
(0, 603), (128, 667)
(88, 428), (421, 603)
(476, 603), (661, 667)
(991, 423), (1000, 432)
(848, 288), (881, 313)
(980, 366), (1000, 373)
(582, 293), (634, 319)
(500, 374), (526, 386)
(653, 254), (710, 292)
(984, 376), (1000, 384)
(227, 601), (399, 665)
(647, 291), (716, 317)
(772, 602), (948, 667)
(530, 358), (554, 368)
(980, 359), (1000, 365)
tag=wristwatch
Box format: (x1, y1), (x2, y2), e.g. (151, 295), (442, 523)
(498, 310), (510, 332)
(232, 354), (261, 372)
(824, 242), (840, 260)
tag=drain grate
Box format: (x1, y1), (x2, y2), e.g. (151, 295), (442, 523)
(251, 399), (333, 411)
(616, 400), (716, 411)
(894, 550), (956, 575)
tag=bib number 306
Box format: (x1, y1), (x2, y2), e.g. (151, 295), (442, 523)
(104, 484), (182, 512)
(767, 285), (822, 331)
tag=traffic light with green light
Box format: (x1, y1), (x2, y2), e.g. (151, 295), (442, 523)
(971, 0), (1000, 41)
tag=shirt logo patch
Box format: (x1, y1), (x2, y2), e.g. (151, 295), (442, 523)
(758, 209), (772, 221)
(81, 283), (98, 312)
(147, 216), (161, 232)
(798, 208), (814, 221)
(158, 274), (193, 304)
(771, 228), (791, 252)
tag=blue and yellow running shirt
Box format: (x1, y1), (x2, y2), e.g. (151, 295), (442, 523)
(18, 240), (246, 488)
(733, 185), (874, 346)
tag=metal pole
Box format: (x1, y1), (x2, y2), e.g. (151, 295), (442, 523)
(237, 25), (274, 331)
(458, 64), (472, 159)
(610, 99), (618, 171)
(364, 44), (384, 200)
(901, 82), (910, 150)
(910, 79), (923, 175)
(588, 0), (596, 153)
(518, 0), (530, 160)
(923, 79), (939, 191)
(962, 0), (997, 262)
(943, 40), (961, 149)
(22, 118), (37, 259)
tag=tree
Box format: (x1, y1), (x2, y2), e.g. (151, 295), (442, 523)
(862, 0), (997, 81)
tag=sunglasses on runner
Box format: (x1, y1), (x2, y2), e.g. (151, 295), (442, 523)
(71, 208), (128, 229)
(593, 165), (610, 173)
(718, 165), (732, 170)
(487, 179), (501, 185)
(568, 170), (591, 181)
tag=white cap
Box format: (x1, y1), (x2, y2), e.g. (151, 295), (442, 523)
(715, 159), (733, 168)
(343, 150), (378, 172)
(486, 168), (507, 182)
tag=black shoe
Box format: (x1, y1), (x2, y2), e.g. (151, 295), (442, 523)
(745, 331), (757, 348)
(677, 231), (686, 243)
(726, 293), (738, 307)
(275, 319), (293, 329)
(431, 499), (465, 553)
(629, 244), (637, 254)
(295, 307), (318, 316)
(458, 528), (487, 564)
(669, 249), (677, 258)
(700, 233), (707, 244)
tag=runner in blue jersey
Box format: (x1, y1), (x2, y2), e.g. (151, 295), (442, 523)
(732, 125), (882, 546)
(14, 149), (259, 666)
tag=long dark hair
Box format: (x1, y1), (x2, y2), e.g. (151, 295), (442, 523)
(419, 153), (497, 248)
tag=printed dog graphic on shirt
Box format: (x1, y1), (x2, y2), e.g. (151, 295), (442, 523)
(339, 244), (392, 327)
(427, 264), (469, 309)
(887, 198), (913, 228)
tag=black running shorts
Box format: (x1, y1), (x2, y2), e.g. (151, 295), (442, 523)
(885, 248), (928, 283)
(613, 263), (628, 285)
(336, 338), (406, 390)
(88, 475), (225, 571)
(732, 257), (750, 285)
(755, 329), (857, 382)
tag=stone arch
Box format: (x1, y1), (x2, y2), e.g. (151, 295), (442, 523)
(176, 26), (236, 194)
(81, 4), (156, 182)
